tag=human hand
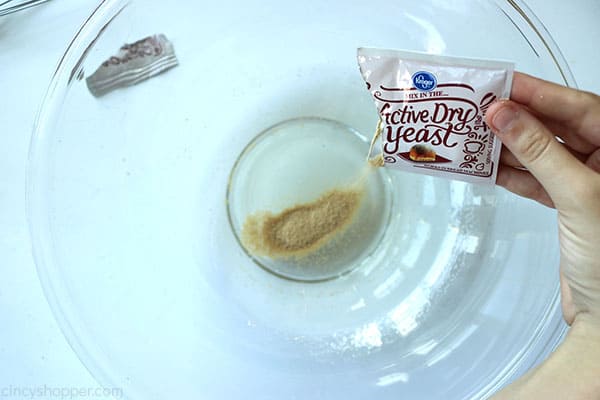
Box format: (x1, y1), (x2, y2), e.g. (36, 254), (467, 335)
(485, 72), (600, 328)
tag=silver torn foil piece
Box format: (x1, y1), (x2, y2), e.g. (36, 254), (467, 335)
(86, 34), (178, 97)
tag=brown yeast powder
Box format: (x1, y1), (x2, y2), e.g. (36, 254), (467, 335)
(241, 188), (364, 259)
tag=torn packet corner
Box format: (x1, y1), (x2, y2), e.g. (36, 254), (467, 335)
(86, 34), (179, 97)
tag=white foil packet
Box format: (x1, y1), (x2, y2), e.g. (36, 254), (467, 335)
(358, 48), (514, 185)
(86, 34), (178, 97)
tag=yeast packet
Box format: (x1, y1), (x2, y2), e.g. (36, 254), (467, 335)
(358, 48), (514, 184)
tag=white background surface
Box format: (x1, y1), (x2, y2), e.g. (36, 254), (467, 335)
(1, 0), (599, 398)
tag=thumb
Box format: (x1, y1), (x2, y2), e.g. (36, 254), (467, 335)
(486, 100), (588, 207)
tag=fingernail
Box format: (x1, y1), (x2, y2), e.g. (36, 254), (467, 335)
(491, 105), (518, 134)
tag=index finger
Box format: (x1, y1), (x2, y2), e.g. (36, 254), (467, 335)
(511, 72), (600, 141)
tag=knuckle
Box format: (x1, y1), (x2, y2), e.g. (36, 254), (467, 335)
(580, 90), (600, 105)
(572, 90), (599, 112)
(575, 91), (600, 134)
(511, 122), (552, 165)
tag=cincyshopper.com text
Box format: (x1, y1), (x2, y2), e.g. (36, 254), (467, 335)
(0, 385), (123, 399)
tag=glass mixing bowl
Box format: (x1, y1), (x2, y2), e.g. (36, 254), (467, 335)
(28, 0), (575, 398)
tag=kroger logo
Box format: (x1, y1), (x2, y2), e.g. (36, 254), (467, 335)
(412, 71), (437, 91)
